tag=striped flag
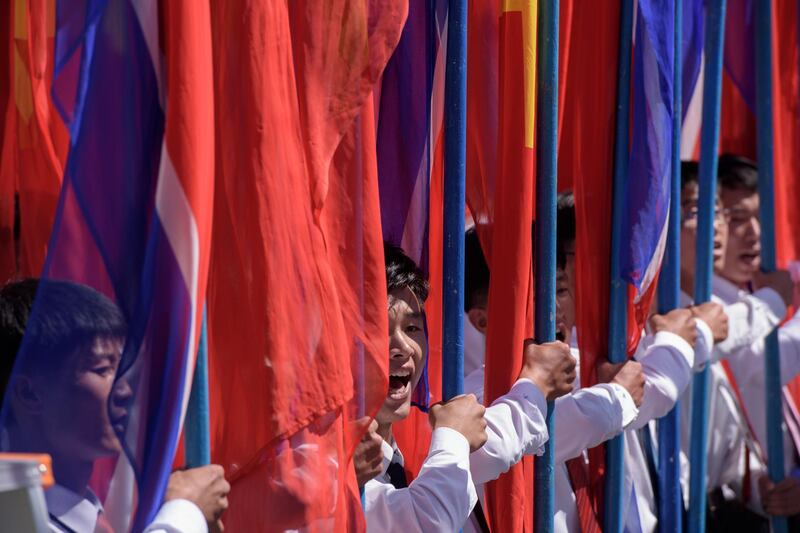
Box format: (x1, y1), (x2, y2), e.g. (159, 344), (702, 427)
(8, 0), (215, 530)
(375, 0), (448, 477)
(620, 0), (675, 353)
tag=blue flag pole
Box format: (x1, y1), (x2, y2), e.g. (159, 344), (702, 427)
(687, 1), (727, 532)
(655, 0), (684, 530)
(605, 1), (635, 531)
(533, 1), (559, 532)
(442, 0), (467, 403)
(185, 311), (211, 467)
(754, 2), (788, 532)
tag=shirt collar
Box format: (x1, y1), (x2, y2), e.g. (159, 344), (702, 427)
(712, 274), (747, 303)
(380, 437), (402, 479)
(45, 484), (101, 532)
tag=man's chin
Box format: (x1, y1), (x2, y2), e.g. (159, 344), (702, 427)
(377, 399), (412, 426)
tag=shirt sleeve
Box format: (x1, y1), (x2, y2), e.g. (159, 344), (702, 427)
(778, 307), (800, 385)
(715, 288), (785, 357)
(364, 428), (477, 533)
(469, 379), (549, 484)
(630, 331), (694, 430)
(694, 318), (714, 369)
(143, 499), (207, 533)
(552, 382), (638, 463)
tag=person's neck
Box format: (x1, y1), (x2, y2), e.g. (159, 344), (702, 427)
(9, 426), (94, 496)
(376, 422), (393, 444)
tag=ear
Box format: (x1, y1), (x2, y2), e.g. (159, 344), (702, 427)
(11, 375), (45, 415)
(467, 307), (488, 334)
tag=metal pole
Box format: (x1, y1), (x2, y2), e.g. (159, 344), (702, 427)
(442, 0), (467, 402)
(655, 1), (684, 530)
(688, 1), (727, 531)
(606, 1), (634, 530)
(185, 311), (211, 467)
(533, 1), (558, 531)
(754, 2), (788, 531)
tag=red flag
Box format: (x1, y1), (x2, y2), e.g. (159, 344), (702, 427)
(771, 0), (800, 267)
(3, 0), (68, 279)
(207, 2), (406, 530)
(558, 0), (621, 515)
(473, 2), (538, 531)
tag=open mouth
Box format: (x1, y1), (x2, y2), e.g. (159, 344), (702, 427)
(388, 369), (412, 400)
(740, 252), (760, 265)
(555, 322), (569, 343)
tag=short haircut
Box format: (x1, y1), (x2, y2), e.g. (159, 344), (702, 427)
(0, 279), (127, 400)
(681, 161), (700, 191)
(464, 228), (490, 311)
(384, 243), (429, 303)
(557, 191), (576, 270)
(718, 153), (758, 193)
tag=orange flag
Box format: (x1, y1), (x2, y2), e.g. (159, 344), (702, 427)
(207, 1), (406, 530)
(479, 1), (538, 531)
(1, 0), (68, 280)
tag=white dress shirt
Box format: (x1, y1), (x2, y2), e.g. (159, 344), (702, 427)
(45, 484), (207, 533)
(364, 427), (477, 533)
(622, 330), (696, 533)
(712, 275), (800, 478)
(677, 284), (782, 513)
(553, 349), (639, 533)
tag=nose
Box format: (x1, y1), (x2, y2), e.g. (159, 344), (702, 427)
(388, 328), (414, 361)
(745, 216), (761, 241)
(111, 376), (134, 408)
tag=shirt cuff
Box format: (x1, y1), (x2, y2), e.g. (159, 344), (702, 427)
(639, 331), (694, 368)
(752, 287), (788, 322)
(508, 378), (548, 417)
(144, 499), (207, 533)
(430, 427), (471, 458)
(693, 318), (714, 371)
(607, 382), (639, 427)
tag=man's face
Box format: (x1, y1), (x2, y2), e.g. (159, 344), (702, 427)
(555, 267), (574, 345)
(680, 182), (729, 276)
(719, 187), (761, 286)
(376, 288), (427, 427)
(38, 337), (130, 462)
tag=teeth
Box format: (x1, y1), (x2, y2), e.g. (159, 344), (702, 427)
(390, 371), (411, 378)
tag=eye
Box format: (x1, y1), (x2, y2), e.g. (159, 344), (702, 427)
(405, 324), (422, 333)
(92, 365), (115, 377)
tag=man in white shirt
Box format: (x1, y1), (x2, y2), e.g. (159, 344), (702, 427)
(0, 279), (228, 533)
(462, 225), (647, 532)
(361, 244), (576, 533)
(555, 192), (710, 533)
(675, 160), (795, 530)
(712, 155), (800, 525)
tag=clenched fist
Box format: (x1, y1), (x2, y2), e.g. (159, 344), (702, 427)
(519, 340), (577, 401)
(429, 394), (488, 453)
(353, 419), (383, 487)
(649, 308), (697, 347)
(166, 464), (230, 533)
(691, 302), (729, 343)
(597, 360), (645, 407)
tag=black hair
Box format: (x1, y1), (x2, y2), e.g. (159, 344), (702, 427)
(718, 154), (758, 193)
(557, 191), (576, 270)
(384, 243), (429, 303)
(464, 228), (490, 311)
(0, 279), (127, 400)
(681, 161), (700, 191)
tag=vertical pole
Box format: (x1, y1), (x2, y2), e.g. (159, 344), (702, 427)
(533, 1), (558, 532)
(754, 2), (788, 532)
(442, 0), (467, 403)
(606, 1), (634, 531)
(688, 1), (726, 532)
(185, 311), (211, 467)
(655, 1), (683, 531)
